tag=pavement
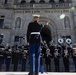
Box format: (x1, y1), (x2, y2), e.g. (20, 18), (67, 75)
(0, 72), (76, 75)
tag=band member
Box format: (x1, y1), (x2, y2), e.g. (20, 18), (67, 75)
(49, 44), (55, 57)
(12, 45), (20, 71)
(54, 45), (60, 72)
(21, 49), (28, 71)
(5, 46), (12, 71)
(41, 41), (48, 58)
(27, 14), (43, 75)
(0, 45), (5, 71)
(62, 44), (70, 72)
(57, 45), (61, 53)
(45, 48), (52, 72)
(72, 44), (76, 72)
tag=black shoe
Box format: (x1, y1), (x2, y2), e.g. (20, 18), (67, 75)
(35, 73), (39, 75)
(28, 72), (35, 75)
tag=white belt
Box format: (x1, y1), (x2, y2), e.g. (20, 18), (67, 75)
(0, 55), (3, 57)
(31, 32), (40, 35)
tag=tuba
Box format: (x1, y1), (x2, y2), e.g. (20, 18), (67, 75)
(66, 38), (72, 44)
(58, 38), (64, 44)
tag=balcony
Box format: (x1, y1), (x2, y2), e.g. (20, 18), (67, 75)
(14, 3), (72, 9)
(0, 2), (72, 9)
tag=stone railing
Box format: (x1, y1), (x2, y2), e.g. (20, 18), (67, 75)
(0, 3), (72, 9)
(0, 3), (13, 9)
(14, 3), (72, 9)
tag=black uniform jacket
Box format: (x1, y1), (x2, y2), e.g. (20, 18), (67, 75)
(27, 21), (43, 43)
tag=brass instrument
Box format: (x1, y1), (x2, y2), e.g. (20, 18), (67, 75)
(54, 49), (59, 57)
(73, 48), (76, 56)
(64, 50), (69, 57)
(64, 46), (69, 57)
(46, 49), (51, 56)
(58, 38), (64, 44)
(66, 38), (72, 44)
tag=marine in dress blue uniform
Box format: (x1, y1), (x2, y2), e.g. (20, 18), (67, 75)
(0, 45), (5, 71)
(72, 44), (76, 72)
(27, 15), (43, 75)
(12, 46), (20, 71)
(5, 46), (12, 71)
(21, 48), (28, 71)
(62, 44), (70, 72)
(45, 48), (52, 72)
(54, 46), (60, 72)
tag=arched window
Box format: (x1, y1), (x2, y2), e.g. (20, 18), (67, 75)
(20, 0), (26, 4)
(49, 0), (55, 3)
(15, 17), (21, 29)
(59, 0), (65, 3)
(30, 0), (35, 3)
(64, 16), (71, 29)
(39, 0), (45, 3)
(4, 0), (8, 4)
(65, 0), (72, 3)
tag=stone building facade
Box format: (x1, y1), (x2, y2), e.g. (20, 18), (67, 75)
(0, 0), (76, 45)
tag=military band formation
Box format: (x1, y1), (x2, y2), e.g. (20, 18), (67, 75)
(0, 15), (76, 75)
(0, 42), (76, 72)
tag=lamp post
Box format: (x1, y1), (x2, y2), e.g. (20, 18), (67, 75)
(59, 14), (65, 19)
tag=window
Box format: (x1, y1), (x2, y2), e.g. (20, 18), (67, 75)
(0, 19), (4, 28)
(30, 0), (35, 3)
(49, 0), (55, 3)
(4, 0), (8, 4)
(20, 0), (26, 4)
(62, 35), (71, 39)
(1, 15), (5, 18)
(59, 0), (65, 3)
(64, 16), (71, 29)
(14, 36), (19, 42)
(14, 36), (24, 44)
(39, 0), (45, 3)
(15, 17), (21, 29)
(65, 0), (72, 3)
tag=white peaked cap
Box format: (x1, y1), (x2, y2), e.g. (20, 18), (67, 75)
(32, 14), (40, 18)
(73, 48), (76, 49)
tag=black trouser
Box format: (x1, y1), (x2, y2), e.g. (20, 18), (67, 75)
(21, 59), (26, 71)
(54, 58), (59, 72)
(0, 57), (4, 71)
(46, 63), (51, 72)
(13, 61), (18, 71)
(73, 57), (76, 71)
(5, 58), (11, 71)
(63, 57), (69, 72)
